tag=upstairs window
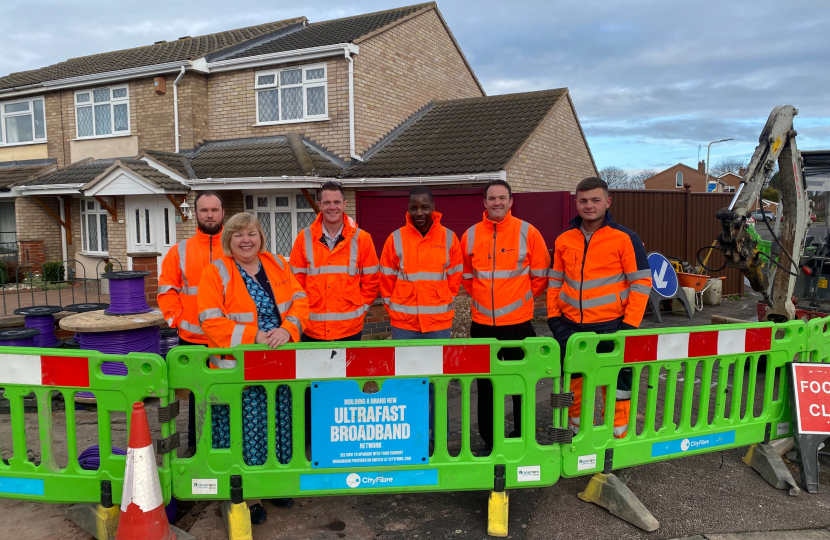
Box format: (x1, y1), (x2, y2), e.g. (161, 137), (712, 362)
(0, 97), (46, 146)
(255, 63), (328, 125)
(675, 171), (683, 188)
(75, 85), (129, 138)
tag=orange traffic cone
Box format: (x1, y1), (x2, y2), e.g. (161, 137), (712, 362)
(116, 402), (176, 540)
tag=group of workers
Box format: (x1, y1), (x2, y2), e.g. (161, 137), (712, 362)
(158, 176), (652, 524)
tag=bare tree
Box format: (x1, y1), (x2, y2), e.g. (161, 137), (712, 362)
(711, 157), (746, 176)
(630, 169), (656, 189)
(599, 166), (633, 189)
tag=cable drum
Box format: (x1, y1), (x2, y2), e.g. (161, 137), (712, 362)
(102, 271), (152, 315)
(15, 306), (64, 349)
(0, 328), (40, 347)
(64, 303), (110, 313)
(159, 328), (179, 358)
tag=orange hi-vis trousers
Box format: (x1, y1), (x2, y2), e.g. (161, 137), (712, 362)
(568, 376), (631, 439)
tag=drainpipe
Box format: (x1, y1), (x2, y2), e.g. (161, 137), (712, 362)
(345, 48), (362, 162)
(173, 66), (186, 152)
(58, 196), (68, 279)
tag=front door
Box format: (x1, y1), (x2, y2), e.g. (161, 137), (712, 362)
(126, 195), (176, 267)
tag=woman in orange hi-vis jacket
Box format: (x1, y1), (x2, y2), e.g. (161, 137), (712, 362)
(547, 177), (652, 440)
(197, 212), (309, 524)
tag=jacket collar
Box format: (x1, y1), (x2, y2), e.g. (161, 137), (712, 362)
(481, 209), (516, 231)
(311, 211), (358, 242)
(569, 211), (614, 231)
(405, 210), (443, 235)
(195, 226), (223, 244)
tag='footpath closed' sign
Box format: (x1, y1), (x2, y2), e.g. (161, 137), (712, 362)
(791, 363), (830, 434)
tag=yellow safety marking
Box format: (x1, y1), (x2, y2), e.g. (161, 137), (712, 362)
(772, 136), (782, 154)
(487, 491), (509, 537)
(819, 278), (827, 289)
(95, 504), (120, 540)
(222, 501), (253, 540)
(577, 473), (606, 503)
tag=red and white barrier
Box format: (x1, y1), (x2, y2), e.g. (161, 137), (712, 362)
(243, 344), (491, 381)
(623, 327), (773, 363)
(0, 354), (89, 387)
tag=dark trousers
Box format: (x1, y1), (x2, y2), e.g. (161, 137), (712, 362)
(301, 330), (363, 443)
(470, 320), (536, 447)
(549, 319), (632, 392)
(178, 337), (205, 448)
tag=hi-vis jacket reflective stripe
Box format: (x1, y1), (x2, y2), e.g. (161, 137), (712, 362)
(461, 211), (550, 326)
(289, 212), (379, 340)
(197, 252), (309, 348)
(379, 211), (463, 332)
(158, 227), (222, 344)
(547, 211), (652, 329)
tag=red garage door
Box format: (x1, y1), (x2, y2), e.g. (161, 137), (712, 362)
(355, 188), (577, 255)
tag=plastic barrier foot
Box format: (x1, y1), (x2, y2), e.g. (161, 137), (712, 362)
(487, 490), (509, 537)
(578, 472), (659, 532)
(221, 501), (253, 540)
(65, 503), (120, 540)
(743, 442), (802, 496)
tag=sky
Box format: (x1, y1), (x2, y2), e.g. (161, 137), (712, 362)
(1, 0), (828, 173)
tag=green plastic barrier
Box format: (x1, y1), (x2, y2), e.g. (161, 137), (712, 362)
(807, 315), (830, 363)
(166, 338), (561, 500)
(0, 347), (172, 504)
(559, 320), (805, 478)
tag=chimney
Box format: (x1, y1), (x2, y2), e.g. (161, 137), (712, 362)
(698, 160), (705, 173)
(739, 166), (747, 176)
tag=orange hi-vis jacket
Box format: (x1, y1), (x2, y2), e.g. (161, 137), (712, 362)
(379, 212), (464, 332)
(158, 228), (223, 344)
(461, 211), (550, 326)
(289, 212), (379, 340)
(197, 252), (309, 349)
(547, 212), (652, 330)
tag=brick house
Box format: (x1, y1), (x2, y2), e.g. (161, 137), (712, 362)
(0, 2), (597, 293)
(644, 161), (724, 193)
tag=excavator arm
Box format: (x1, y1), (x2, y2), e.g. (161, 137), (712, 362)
(713, 105), (811, 322)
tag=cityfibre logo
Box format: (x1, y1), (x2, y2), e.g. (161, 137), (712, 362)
(680, 438), (709, 451)
(345, 473), (393, 488)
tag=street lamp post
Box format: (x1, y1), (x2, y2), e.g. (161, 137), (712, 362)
(705, 138), (734, 191)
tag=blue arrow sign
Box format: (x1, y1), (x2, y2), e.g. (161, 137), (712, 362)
(647, 252), (678, 298)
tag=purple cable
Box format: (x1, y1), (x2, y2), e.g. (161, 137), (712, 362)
(24, 315), (63, 348)
(0, 336), (35, 347)
(105, 276), (152, 315)
(75, 327), (160, 398)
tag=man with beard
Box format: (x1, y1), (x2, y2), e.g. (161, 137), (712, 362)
(158, 191), (224, 454)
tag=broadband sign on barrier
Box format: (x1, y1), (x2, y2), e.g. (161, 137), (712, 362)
(791, 363), (830, 435)
(311, 378), (429, 468)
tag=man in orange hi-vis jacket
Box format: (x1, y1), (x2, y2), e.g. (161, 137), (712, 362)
(461, 180), (550, 450)
(547, 176), (652, 439)
(158, 190), (224, 454)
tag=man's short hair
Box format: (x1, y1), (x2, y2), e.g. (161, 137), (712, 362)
(194, 191), (224, 210)
(484, 179), (512, 199)
(409, 185), (433, 203)
(576, 177), (609, 195)
(319, 180), (345, 199)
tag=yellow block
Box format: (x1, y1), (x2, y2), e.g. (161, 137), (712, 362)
(95, 504), (120, 540)
(221, 501), (253, 540)
(487, 491), (509, 537)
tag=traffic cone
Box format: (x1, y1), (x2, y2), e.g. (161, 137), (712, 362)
(116, 402), (176, 540)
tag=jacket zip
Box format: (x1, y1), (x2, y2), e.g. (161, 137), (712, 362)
(578, 232), (593, 324)
(209, 235), (214, 262)
(491, 224), (498, 326)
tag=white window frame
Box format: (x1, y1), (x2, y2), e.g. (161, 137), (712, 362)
(74, 85), (130, 139)
(243, 191), (317, 256)
(0, 96), (47, 147)
(675, 171), (683, 188)
(254, 63), (328, 126)
(79, 198), (110, 255)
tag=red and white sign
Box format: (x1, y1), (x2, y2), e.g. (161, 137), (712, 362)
(0, 354), (90, 387)
(243, 344), (491, 381)
(623, 327), (772, 363)
(791, 363), (830, 434)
